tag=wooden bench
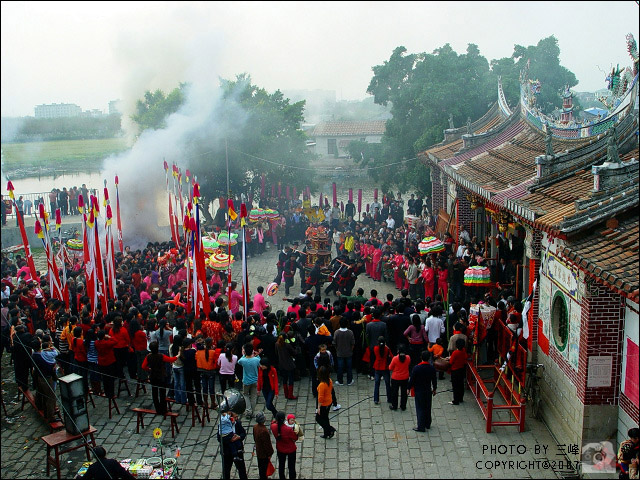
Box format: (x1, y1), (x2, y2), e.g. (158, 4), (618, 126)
(41, 425), (97, 480)
(18, 387), (64, 432)
(132, 408), (180, 438)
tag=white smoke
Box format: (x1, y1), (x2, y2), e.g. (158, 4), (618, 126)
(100, 7), (249, 249)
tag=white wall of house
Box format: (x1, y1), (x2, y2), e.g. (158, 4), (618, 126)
(314, 134), (383, 158)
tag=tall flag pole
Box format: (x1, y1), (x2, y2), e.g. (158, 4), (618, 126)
(227, 198), (238, 300)
(177, 169), (185, 234)
(240, 203), (249, 315)
(90, 195), (108, 315)
(358, 189), (362, 221)
(164, 161), (179, 248)
(55, 209), (70, 310)
(6, 181), (39, 282)
(78, 194), (93, 313)
(192, 183), (210, 317)
(85, 200), (98, 316)
(172, 164), (181, 248)
(104, 183), (117, 300)
(37, 203), (63, 301)
(115, 175), (124, 253)
(184, 203), (192, 314)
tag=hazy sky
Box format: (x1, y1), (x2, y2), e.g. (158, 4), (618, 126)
(1, 1), (638, 118)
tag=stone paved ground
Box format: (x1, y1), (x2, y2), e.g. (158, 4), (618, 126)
(1, 240), (573, 479)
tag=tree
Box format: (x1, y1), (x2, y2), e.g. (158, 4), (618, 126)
(131, 85), (186, 131)
(363, 36), (579, 195)
(130, 75), (315, 224)
(362, 43), (495, 195)
(491, 36), (578, 113)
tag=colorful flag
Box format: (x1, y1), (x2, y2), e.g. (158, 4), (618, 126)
(6, 181), (39, 282)
(228, 199), (238, 221)
(240, 203), (249, 315)
(114, 175), (123, 253)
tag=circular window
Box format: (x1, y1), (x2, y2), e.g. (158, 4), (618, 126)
(551, 291), (568, 351)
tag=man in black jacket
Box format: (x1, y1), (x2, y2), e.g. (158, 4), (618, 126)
(407, 350), (438, 432)
(83, 446), (135, 479)
(220, 412), (248, 480)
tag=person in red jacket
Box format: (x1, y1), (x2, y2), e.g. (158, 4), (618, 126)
(437, 261), (449, 302)
(94, 329), (118, 399)
(71, 325), (89, 399)
(371, 336), (392, 405)
(446, 338), (467, 405)
(388, 346), (410, 411)
(129, 319), (148, 382)
(256, 357), (279, 417)
(271, 411), (298, 480)
(108, 316), (130, 384)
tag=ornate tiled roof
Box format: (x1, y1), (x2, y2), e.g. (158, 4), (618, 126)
(310, 121), (386, 137)
(558, 214), (639, 301)
(425, 112), (505, 161)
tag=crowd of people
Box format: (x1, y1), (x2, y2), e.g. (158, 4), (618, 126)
(1, 189), (533, 479)
(1, 183), (98, 227)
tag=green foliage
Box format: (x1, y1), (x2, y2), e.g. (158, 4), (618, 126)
(131, 85), (186, 131)
(365, 36), (578, 194)
(3, 114), (122, 142)
(491, 36), (578, 113)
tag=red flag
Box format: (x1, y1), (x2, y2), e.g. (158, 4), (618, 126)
(286, 185), (290, 201)
(115, 176), (123, 253)
(374, 189), (378, 201)
(105, 205), (117, 300)
(293, 186), (297, 199)
(228, 198), (238, 221)
(358, 189), (362, 213)
(7, 182), (39, 282)
(349, 188), (353, 203)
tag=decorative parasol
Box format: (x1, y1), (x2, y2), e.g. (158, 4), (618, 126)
(463, 265), (492, 286)
(248, 208), (278, 222)
(66, 239), (83, 251)
(266, 282), (278, 297)
(209, 250), (235, 270)
(202, 236), (220, 253)
(217, 231), (238, 246)
(418, 236), (444, 255)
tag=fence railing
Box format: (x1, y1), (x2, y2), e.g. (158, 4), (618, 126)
(2, 189), (99, 220)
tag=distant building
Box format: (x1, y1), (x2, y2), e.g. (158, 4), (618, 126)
(34, 103), (81, 118)
(310, 121), (386, 158)
(80, 109), (104, 118)
(108, 99), (122, 115)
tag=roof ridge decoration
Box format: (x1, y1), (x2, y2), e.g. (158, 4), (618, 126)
(498, 77), (513, 117)
(519, 35), (639, 140)
(532, 111), (638, 189)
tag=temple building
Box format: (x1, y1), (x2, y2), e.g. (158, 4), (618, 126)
(420, 36), (639, 467)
